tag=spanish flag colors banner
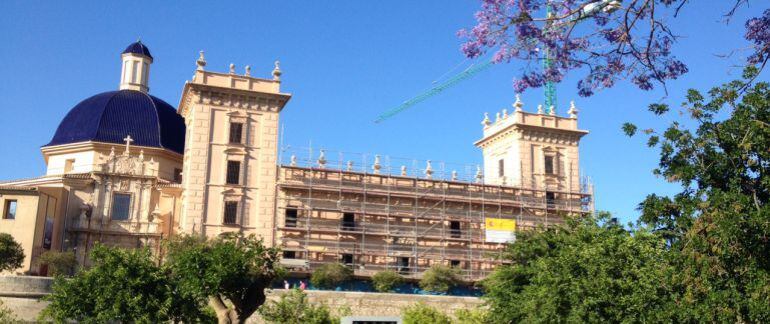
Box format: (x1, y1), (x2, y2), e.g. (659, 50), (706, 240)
(485, 218), (516, 243)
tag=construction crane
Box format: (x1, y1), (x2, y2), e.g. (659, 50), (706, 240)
(374, 60), (494, 123)
(374, 0), (621, 123)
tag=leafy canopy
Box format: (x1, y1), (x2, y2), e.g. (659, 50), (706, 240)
(310, 263), (353, 289)
(0, 233), (24, 272)
(419, 264), (462, 293)
(258, 289), (345, 324)
(371, 270), (404, 293)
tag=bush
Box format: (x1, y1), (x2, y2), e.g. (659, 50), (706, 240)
(454, 308), (489, 324)
(419, 265), (462, 293)
(371, 270), (403, 292)
(0, 233), (24, 272)
(310, 263), (352, 289)
(38, 251), (77, 277)
(258, 289), (346, 324)
(0, 300), (18, 323)
(402, 303), (452, 324)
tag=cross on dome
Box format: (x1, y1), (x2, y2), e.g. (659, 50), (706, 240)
(123, 135), (134, 154)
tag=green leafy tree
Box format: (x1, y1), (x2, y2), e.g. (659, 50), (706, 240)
(371, 270), (403, 293)
(310, 263), (352, 289)
(629, 67), (770, 322)
(402, 303), (452, 324)
(37, 251), (77, 277)
(258, 288), (345, 324)
(453, 308), (489, 324)
(0, 233), (24, 272)
(419, 264), (462, 293)
(481, 213), (673, 323)
(40, 244), (206, 323)
(165, 233), (282, 324)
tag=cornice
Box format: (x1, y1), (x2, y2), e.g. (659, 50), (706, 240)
(178, 81), (292, 117)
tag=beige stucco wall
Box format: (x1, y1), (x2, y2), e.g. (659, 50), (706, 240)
(0, 192), (41, 273)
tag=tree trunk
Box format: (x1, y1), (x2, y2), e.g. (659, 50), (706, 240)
(209, 295), (238, 324)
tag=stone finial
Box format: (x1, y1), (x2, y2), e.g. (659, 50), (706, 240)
(290, 154), (297, 166)
(346, 161), (353, 171)
(196, 51), (207, 71)
(502, 108), (508, 118)
(451, 170), (458, 181)
(424, 160), (433, 179)
(229, 63), (236, 74)
(537, 104), (544, 114)
(245, 65), (251, 76)
(475, 165), (483, 183)
(513, 94), (523, 111)
(400, 165), (407, 176)
(549, 105), (556, 116)
(372, 155), (381, 174)
(272, 61), (282, 81)
(495, 112), (501, 122)
(568, 100), (579, 118)
(481, 112), (491, 127)
(317, 150), (327, 168)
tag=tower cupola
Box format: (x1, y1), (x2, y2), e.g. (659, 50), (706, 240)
(119, 40), (153, 92)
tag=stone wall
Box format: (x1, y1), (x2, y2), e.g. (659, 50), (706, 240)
(0, 276), (483, 322)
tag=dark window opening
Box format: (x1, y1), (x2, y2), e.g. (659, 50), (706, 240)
(450, 260), (461, 268)
(229, 122), (243, 144)
(111, 194), (131, 220)
(173, 168), (183, 183)
(285, 208), (298, 227)
(341, 254), (354, 267)
(546, 192), (556, 208)
(283, 251), (296, 259)
(498, 159), (505, 177)
(450, 220), (461, 238)
(545, 156), (555, 175)
(224, 201), (238, 224)
(342, 212), (355, 230)
(398, 257), (410, 273)
(226, 161), (241, 185)
(3, 200), (17, 220)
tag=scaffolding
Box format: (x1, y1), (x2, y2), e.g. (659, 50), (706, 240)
(275, 147), (593, 281)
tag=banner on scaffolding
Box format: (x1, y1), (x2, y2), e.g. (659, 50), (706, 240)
(485, 218), (516, 243)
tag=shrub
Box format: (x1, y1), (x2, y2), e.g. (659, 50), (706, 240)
(454, 308), (489, 324)
(310, 263), (352, 289)
(0, 233), (24, 272)
(419, 264), (462, 293)
(38, 251), (77, 277)
(258, 289), (346, 324)
(0, 300), (18, 323)
(372, 270), (403, 292)
(402, 303), (452, 324)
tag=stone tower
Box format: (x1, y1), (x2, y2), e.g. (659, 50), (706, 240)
(474, 96), (587, 194)
(177, 54), (291, 240)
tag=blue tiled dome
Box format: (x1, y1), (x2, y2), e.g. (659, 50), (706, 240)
(122, 41), (153, 60)
(45, 90), (185, 154)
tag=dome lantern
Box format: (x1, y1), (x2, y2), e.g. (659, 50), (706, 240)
(119, 40), (153, 93)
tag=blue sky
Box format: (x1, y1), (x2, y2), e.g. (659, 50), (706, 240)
(0, 1), (764, 223)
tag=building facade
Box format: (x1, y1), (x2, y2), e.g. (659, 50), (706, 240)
(0, 42), (592, 280)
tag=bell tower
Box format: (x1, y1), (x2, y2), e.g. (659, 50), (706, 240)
(177, 52), (291, 240)
(474, 95), (587, 193)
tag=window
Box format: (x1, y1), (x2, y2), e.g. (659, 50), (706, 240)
(450, 221), (461, 238)
(226, 161), (241, 185)
(498, 159), (505, 177)
(229, 122), (244, 144)
(283, 251), (296, 259)
(111, 194), (131, 220)
(64, 159), (75, 173)
(285, 208), (298, 227)
(546, 191), (556, 208)
(450, 260), (461, 268)
(544, 155), (555, 175)
(174, 168), (183, 183)
(3, 200), (17, 220)
(398, 257), (410, 273)
(341, 254), (353, 267)
(224, 201), (238, 224)
(342, 212), (355, 230)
